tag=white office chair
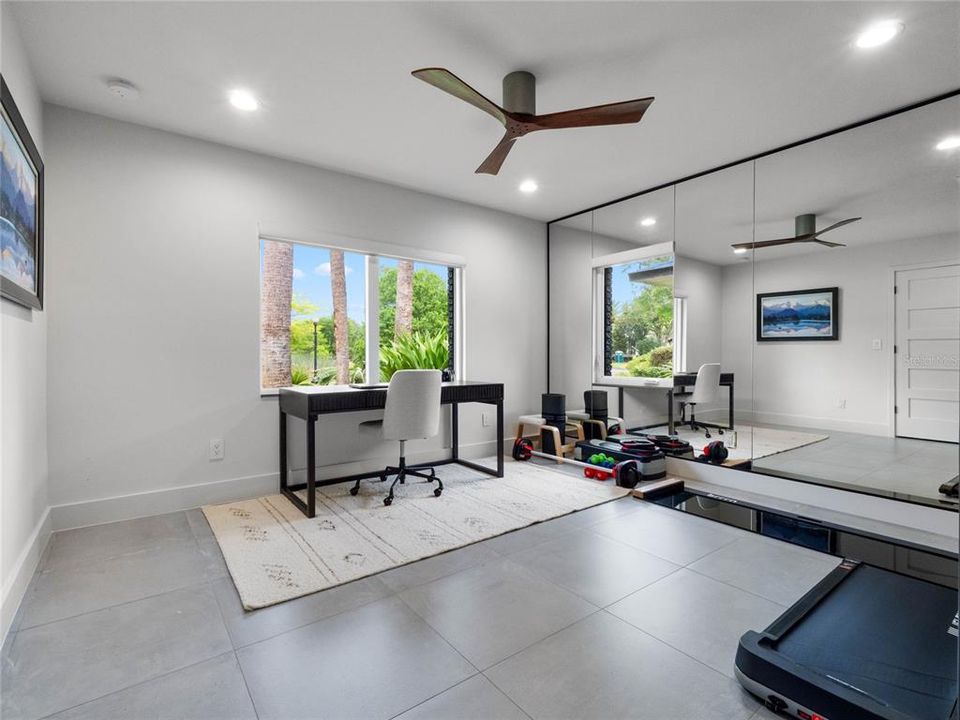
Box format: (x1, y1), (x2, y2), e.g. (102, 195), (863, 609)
(679, 363), (723, 439)
(351, 369), (443, 506)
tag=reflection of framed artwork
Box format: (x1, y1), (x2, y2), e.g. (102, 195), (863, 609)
(1, 75), (43, 310)
(757, 287), (838, 341)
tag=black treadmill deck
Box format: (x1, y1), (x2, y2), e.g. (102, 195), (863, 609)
(737, 560), (959, 720)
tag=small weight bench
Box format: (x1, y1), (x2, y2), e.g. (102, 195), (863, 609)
(566, 411), (624, 441)
(515, 415), (583, 462)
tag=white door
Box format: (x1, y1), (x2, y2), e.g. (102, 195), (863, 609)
(895, 264), (960, 442)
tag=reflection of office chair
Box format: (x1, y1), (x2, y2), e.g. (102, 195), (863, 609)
(352, 370), (442, 506)
(679, 363), (722, 439)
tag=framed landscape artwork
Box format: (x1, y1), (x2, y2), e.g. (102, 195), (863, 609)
(757, 287), (839, 341)
(1, 75), (43, 310)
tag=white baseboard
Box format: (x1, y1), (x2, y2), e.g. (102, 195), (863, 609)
(50, 439), (501, 532)
(697, 408), (891, 437)
(2, 506), (52, 643)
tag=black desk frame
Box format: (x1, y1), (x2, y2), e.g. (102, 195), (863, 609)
(278, 382), (504, 518)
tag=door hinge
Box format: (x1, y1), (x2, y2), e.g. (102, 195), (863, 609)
(894, 405), (899, 414)
(893, 345), (897, 354)
(893, 285), (898, 294)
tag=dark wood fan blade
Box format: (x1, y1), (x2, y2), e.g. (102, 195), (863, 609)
(813, 239), (846, 248)
(528, 97), (654, 131)
(732, 233), (816, 250)
(731, 238), (797, 250)
(411, 68), (506, 125)
(813, 217), (861, 236)
(475, 132), (517, 175)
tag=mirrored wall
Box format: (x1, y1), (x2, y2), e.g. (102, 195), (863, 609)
(548, 93), (959, 509)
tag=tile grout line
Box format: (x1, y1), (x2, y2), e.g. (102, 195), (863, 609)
(13, 577), (216, 636)
(225, 582), (399, 651)
(383, 671), (484, 720)
(595, 608), (761, 712)
(33, 650), (241, 720)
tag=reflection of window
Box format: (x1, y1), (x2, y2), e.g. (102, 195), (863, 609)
(593, 244), (675, 386)
(259, 238), (461, 391)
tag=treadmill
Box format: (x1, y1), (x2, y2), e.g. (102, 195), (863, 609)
(736, 559), (959, 720)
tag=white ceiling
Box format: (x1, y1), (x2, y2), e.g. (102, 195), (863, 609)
(12, 1), (960, 221)
(558, 95), (960, 265)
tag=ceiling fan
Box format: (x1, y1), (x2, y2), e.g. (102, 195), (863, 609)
(732, 213), (861, 251)
(411, 67), (654, 175)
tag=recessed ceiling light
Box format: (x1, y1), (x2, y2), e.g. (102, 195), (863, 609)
(733, 247), (748, 254)
(855, 21), (903, 49)
(229, 89), (259, 112)
(936, 136), (960, 151)
(518, 179), (538, 194)
(639, 217), (657, 227)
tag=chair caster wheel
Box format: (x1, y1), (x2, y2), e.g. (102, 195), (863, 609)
(383, 497), (393, 506)
(718, 429), (724, 435)
(434, 488), (442, 497)
(349, 486), (359, 496)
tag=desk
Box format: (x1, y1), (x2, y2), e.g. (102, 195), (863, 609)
(618, 372), (734, 435)
(278, 381), (504, 518)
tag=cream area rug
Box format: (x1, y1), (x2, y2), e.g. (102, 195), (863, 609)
(203, 458), (630, 610)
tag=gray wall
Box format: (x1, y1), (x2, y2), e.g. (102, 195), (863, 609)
(1, 8), (48, 638)
(721, 234), (959, 434)
(43, 105), (547, 519)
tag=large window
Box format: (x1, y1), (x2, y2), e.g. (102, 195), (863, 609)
(593, 243), (678, 386)
(259, 237), (462, 391)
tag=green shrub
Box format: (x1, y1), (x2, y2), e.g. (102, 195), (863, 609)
(314, 364), (366, 385)
(632, 365), (673, 378)
(624, 350), (673, 379)
(380, 330), (449, 380)
(647, 345), (673, 367)
(290, 365), (314, 385)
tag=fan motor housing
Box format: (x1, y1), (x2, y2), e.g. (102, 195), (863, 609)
(795, 213), (817, 236)
(503, 71), (536, 115)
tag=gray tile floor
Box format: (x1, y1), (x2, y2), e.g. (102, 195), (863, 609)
(2, 498), (842, 720)
(750, 426), (958, 504)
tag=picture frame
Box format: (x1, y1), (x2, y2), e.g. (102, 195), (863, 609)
(756, 287), (839, 342)
(1, 74), (44, 310)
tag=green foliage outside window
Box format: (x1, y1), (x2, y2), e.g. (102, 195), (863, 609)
(626, 345), (673, 378)
(380, 330), (449, 381)
(379, 267), (448, 342)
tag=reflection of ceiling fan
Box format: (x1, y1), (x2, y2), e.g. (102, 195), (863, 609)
(411, 68), (654, 175)
(732, 213), (861, 251)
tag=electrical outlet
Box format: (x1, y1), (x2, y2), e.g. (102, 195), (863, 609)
(481, 412), (491, 427)
(209, 438), (225, 461)
(872, 339), (882, 351)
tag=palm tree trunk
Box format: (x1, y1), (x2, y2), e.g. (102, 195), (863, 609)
(260, 240), (293, 387)
(395, 259), (414, 337)
(330, 249), (350, 384)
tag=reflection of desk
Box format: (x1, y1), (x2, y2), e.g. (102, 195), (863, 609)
(617, 373), (734, 435)
(279, 382), (504, 518)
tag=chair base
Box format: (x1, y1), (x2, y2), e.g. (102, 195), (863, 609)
(679, 402), (726, 440)
(349, 455), (443, 506)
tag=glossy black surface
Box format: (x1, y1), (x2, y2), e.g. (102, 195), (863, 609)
(650, 490), (958, 588)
